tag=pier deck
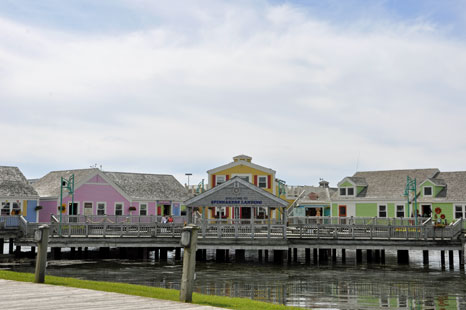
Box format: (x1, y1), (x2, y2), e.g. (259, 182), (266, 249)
(0, 279), (226, 310)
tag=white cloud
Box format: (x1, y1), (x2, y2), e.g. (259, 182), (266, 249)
(1, 1), (466, 186)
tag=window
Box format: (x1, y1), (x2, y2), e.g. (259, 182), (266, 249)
(423, 187), (433, 196)
(1, 202), (11, 215)
(257, 207), (267, 219)
(239, 176), (249, 182)
(455, 205), (465, 219)
(347, 187), (354, 196)
(115, 203), (123, 216)
(97, 203), (106, 216)
(12, 202), (21, 215)
(216, 175), (226, 186)
(84, 202), (94, 216)
(258, 176), (267, 188)
(396, 205), (405, 218)
(340, 188), (346, 196)
(216, 207), (226, 218)
(378, 205), (387, 218)
(140, 203), (147, 216)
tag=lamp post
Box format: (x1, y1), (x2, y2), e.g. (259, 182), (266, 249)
(59, 174), (75, 235)
(185, 173), (192, 187)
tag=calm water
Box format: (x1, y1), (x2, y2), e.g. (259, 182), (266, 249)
(3, 247), (466, 309)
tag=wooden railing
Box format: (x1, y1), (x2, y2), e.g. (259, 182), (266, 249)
(55, 215), (187, 224)
(4, 216), (465, 241)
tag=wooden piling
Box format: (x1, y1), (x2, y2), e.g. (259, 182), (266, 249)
(356, 249), (363, 263)
(175, 247), (181, 260)
(9, 238), (13, 254)
(332, 249), (337, 262)
(305, 248), (311, 263)
(34, 225), (50, 283)
(264, 249), (269, 262)
(160, 248), (168, 260)
(449, 250), (454, 268)
(0, 238), (3, 254)
(313, 248), (318, 264)
(397, 250), (409, 264)
(440, 250), (445, 267)
(366, 249), (373, 263)
(341, 249), (346, 263)
(423, 250), (429, 265)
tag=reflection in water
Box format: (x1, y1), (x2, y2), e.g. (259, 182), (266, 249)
(4, 248), (466, 309)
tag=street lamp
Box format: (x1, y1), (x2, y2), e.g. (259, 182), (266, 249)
(185, 173), (192, 187)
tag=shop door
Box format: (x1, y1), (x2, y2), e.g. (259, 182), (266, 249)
(241, 207), (251, 221)
(68, 202), (78, 222)
(338, 205), (347, 224)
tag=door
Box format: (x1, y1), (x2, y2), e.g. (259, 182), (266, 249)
(338, 205), (347, 224)
(241, 207), (251, 220)
(68, 202), (78, 222)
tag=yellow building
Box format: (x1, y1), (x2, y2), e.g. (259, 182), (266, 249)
(205, 155), (291, 220)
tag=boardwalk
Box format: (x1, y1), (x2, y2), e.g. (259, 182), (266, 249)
(0, 279), (226, 310)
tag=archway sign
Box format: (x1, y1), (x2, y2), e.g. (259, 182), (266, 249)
(184, 177), (289, 224)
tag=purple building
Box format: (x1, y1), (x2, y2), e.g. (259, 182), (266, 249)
(33, 168), (189, 222)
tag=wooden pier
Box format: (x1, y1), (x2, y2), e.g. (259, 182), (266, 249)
(1, 215), (466, 267)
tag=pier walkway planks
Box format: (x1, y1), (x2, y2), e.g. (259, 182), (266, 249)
(0, 279), (226, 310)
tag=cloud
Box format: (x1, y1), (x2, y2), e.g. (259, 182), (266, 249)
(1, 1), (466, 186)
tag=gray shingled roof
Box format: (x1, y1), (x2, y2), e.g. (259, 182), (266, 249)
(425, 171), (466, 202)
(33, 168), (189, 201)
(0, 166), (38, 198)
(287, 185), (336, 203)
(33, 168), (99, 198)
(102, 171), (189, 201)
(426, 178), (446, 187)
(334, 169), (440, 200)
(347, 177), (368, 186)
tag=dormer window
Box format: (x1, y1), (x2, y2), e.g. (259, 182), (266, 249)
(340, 188), (346, 196)
(340, 187), (354, 196)
(423, 186), (433, 197)
(347, 188), (354, 196)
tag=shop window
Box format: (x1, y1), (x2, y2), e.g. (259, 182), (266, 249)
(12, 202), (21, 215)
(84, 202), (93, 215)
(257, 207), (267, 219)
(396, 205), (405, 218)
(1, 202), (11, 215)
(423, 187), (433, 196)
(163, 205), (171, 216)
(378, 205), (387, 218)
(115, 203), (123, 216)
(258, 176), (267, 188)
(96, 203), (105, 216)
(347, 187), (354, 196)
(216, 175), (226, 186)
(339, 188), (346, 196)
(140, 203), (147, 216)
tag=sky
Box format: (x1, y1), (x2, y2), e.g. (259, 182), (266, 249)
(1, 0), (466, 187)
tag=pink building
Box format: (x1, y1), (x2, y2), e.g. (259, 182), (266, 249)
(33, 168), (189, 222)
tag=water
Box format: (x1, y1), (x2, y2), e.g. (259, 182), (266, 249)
(2, 247), (466, 309)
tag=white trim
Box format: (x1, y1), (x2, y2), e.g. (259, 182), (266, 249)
(378, 204), (387, 218)
(423, 186), (433, 197)
(96, 202), (106, 216)
(139, 203), (148, 216)
(83, 201), (94, 216)
(67, 201), (80, 215)
(231, 173), (252, 183)
(257, 175), (268, 189)
(395, 204), (405, 217)
(114, 202), (124, 216)
(207, 160), (276, 175)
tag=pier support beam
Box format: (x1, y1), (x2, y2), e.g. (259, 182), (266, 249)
(332, 249), (337, 263)
(9, 238), (14, 254)
(381, 250), (386, 264)
(374, 250), (380, 263)
(273, 250), (285, 264)
(175, 248), (181, 260)
(287, 248), (292, 264)
(258, 250), (263, 262)
(341, 249), (346, 263)
(397, 250), (409, 265)
(0, 238), (3, 254)
(440, 250), (446, 268)
(235, 249), (245, 262)
(216, 249), (226, 262)
(160, 248), (168, 260)
(313, 248), (318, 264)
(449, 250), (454, 268)
(153, 248), (159, 260)
(366, 250), (373, 263)
(356, 249), (363, 263)
(305, 248), (311, 263)
(52, 247), (61, 260)
(459, 249), (464, 269)
(423, 250), (429, 265)
(294, 248), (298, 262)
(264, 250), (269, 262)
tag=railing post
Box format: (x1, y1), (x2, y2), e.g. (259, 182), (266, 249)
(202, 220), (206, 238)
(317, 224), (320, 239)
(103, 223), (107, 238)
(267, 217), (271, 239)
(86, 223), (89, 237)
(251, 219), (254, 240)
(217, 219), (221, 238)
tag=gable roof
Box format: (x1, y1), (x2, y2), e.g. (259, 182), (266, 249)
(184, 176), (288, 207)
(0, 166), (39, 198)
(207, 155), (276, 175)
(33, 168), (99, 198)
(33, 168), (189, 202)
(286, 185), (336, 204)
(334, 168), (440, 200)
(424, 171), (466, 201)
(103, 171), (189, 201)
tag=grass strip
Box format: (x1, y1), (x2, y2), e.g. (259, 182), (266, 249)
(0, 270), (302, 310)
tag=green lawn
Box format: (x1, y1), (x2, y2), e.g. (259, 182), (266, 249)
(0, 270), (303, 310)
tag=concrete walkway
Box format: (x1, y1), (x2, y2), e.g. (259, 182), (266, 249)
(0, 279), (227, 310)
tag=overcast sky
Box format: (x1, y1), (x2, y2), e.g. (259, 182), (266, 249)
(1, 0), (466, 187)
